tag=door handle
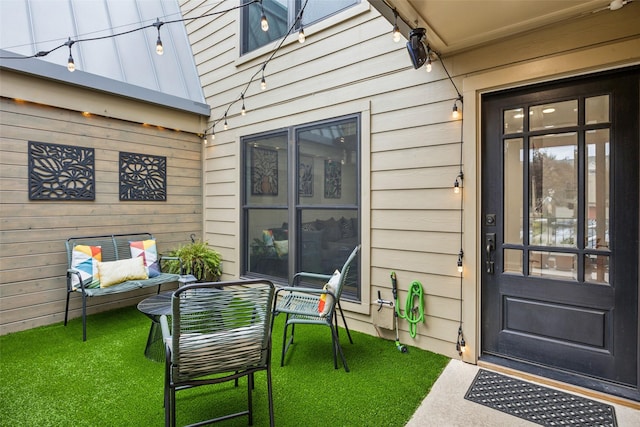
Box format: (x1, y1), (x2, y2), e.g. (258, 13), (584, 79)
(486, 233), (495, 274)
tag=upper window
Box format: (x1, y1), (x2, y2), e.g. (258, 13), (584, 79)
(241, 0), (359, 55)
(242, 115), (361, 300)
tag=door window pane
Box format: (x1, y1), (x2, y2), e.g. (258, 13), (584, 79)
(504, 138), (523, 244)
(504, 108), (524, 134)
(504, 249), (522, 274)
(529, 133), (577, 247)
(585, 254), (609, 285)
(585, 129), (609, 250)
(530, 251), (577, 280)
(529, 100), (577, 131)
(586, 95), (609, 124)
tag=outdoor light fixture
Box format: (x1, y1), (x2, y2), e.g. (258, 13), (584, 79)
(406, 28), (428, 69)
(298, 11), (306, 43)
(241, 94), (246, 115)
(454, 172), (463, 194)
(260, 1), (269, 32)
(153, 18), (164, 55)
(223, 114), (228, 131)
(392, 10), (401, 43)
(452, 96), (463, 119)
(65, 38), (75, 72)
(457, 250), (464, 273)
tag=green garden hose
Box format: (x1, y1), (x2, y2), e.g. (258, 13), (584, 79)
(395, 279), (425, 338)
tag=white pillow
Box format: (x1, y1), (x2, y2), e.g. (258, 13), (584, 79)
(98, 257), (148, 288)
(319, 270), (341, 318)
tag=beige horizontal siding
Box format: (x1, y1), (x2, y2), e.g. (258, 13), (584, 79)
(185, 0), (639, 361)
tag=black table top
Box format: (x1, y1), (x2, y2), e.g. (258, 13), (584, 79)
(137, 291), (173, 318)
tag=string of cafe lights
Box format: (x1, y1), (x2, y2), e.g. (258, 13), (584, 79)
(0, 0), (309, 143)
(384, 0), (466, 357)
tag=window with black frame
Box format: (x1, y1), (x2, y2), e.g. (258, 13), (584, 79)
(243, 115), (360, 300)
(241, 0), (359, 55)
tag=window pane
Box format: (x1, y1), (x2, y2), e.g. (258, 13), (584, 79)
(504, 108), (524, 134)
(247, 209), (288, 279)
(530, 251), (577, 280)
(297, 119), (358, 205)
(242, 0), (288, 54)
(585, 254), (609, 285)
(529, 133), (577, 247)
(245, 133), (288, 206)
(586, 95), (609, 124)
(529, 100), (577, 131)
(504, 249), (522, 274)
(504, 138), (523, 244)
(586, 129), (609, 250)
(302, 0), (358, 26)
(300, 209), (358, 275)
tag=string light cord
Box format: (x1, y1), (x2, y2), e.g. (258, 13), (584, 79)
(0, 1), (260, 60)
(203, 0), (309, 137)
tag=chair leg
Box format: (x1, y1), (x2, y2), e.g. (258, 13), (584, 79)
(337, 301), (353, 344)
(330, 324), (350, 372)
(247, 372), (254, 425)
(267, 366), (275, 427)
(280, 317), (292, 367)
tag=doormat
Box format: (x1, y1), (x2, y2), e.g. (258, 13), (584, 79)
(464, 369), (617, 426)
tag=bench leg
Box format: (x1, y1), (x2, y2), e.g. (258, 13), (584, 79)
(82, 292), (87, 342)
(64, 291), (71, 326)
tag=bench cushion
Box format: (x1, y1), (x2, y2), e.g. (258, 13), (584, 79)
(77, 272), (180, 297)
(98, 257), (148, 288)
(129, 239), (161, 278)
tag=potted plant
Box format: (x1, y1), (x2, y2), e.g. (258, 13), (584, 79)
(164, 240), (222, 282)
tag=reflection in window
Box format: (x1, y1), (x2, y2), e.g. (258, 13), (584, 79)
(529, 100), (577, 131)
(241, 0), (358, 54)
(529, 133), (577, 247)
(243, 115), (360, 300)
(585, 130), (609, 250)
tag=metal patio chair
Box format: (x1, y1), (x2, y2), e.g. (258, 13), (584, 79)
(160, 279), (275, 427)
(272, 245), (360, 372)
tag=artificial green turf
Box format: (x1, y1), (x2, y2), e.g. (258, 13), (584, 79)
(0, 306), (449, 426)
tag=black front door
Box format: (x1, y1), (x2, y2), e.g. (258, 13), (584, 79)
(481, 66), (639, 401)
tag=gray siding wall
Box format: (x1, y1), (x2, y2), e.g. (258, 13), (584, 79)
(0, 96), (203, 335)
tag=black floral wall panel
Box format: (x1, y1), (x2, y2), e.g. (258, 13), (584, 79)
(28, 141), (95, 200)
(119, 152), (167, 201)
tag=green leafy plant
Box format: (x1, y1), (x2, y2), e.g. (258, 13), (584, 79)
(164, 240), (222, 282)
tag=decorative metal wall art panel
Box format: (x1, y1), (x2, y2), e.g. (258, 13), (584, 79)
(119, 152), (167, 201)
(28, 141), (95, 200)
(251, 146), (278, 196)
(324, 159), (342, 199)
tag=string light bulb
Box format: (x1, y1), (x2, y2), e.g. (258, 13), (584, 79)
(223, 114), (228, 131)
(454, 172), (463, 194)
(392, 10), (401, 43)
(241, 94), (246, 116)
(452, 96), (463, 119)
(260, 1), (269, 32)
(457, 250), (464, 273)
(153, 18), (164, 55)
(203, 132), (208, 144)
(261, 76), (267, 91)
(65, 38), (75, 72)
(426, 56), (432, 72)
(298, 27), (305, 43)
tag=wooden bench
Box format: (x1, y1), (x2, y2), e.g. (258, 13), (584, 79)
(64, 233), (181, 341)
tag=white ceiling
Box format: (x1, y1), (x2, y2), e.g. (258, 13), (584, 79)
(370, 0), (634, 54)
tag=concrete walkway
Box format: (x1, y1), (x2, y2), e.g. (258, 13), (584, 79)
(406, 359), (640, 427)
